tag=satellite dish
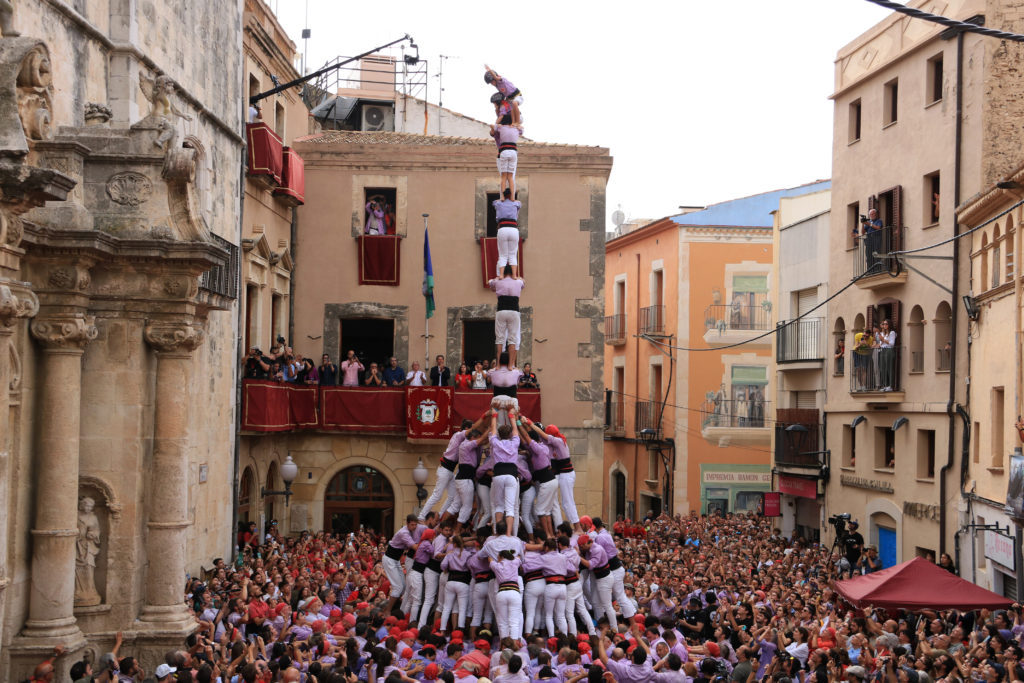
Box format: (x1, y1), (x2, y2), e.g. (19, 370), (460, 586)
(612, 207), (625, 228)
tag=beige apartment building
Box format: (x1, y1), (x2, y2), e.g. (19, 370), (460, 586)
(0, 1), (243, 679)
(770, 189), (831, 541)
(237, 118), (612, 535)
(824, 0), (1024, 578)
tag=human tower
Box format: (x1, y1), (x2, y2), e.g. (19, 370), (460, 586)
(379, 68), (636, 646)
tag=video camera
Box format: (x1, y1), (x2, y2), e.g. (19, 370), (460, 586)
(828, 512), (851, 534)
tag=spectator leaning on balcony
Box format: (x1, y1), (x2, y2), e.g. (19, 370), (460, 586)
(340, 349), (364, 387)
(243, 346), (270, 379)
(319, 354), (338, 386)
(405, 361), (427, 386)
(471, 361), (488, 389)
(301, 357), (319, 385)
(430, 354), (451, 386)
(383, 356), (405, 386)
(518, 363), (538, 388)
(879, 319), (897, 391)
(364, 362), (385, 387)
(853, 326), (872, 390)
(365, 196), (386, 235)
(454, 363), (472, 389)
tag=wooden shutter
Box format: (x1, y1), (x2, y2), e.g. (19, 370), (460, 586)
(892, 185), (903, 251)
(866, 305), (876, 331)
(889, 300), (901, 336)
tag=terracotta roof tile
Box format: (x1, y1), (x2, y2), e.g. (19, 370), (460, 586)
(294, 130), (602, 150)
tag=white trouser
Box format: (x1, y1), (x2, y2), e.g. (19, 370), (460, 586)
(557, 470), (580, 524)
(520, 486), (536, 534)
(591, 571), (617, 630)
(406, 569), (425, 621)
(383, 556), (405, 598)
(418, 568), (441, 628)
(552, 502), (563, 527)
(474, 483), (492, 530)
(534, 478), (558, 517)
(544, 582), (568, 636)
(611, 565), (636, 618)
(565, 579), (594, 635)
(495, 587), (524, 641)
(581, 568), (594, 610)
(496, 226), (520, 269)
(491, 474), (519, 516)
(524, 578), (546, 634)
(454, 478), (476, 523)
(471, 579), (494, 627)
(494, 310), (521, 350)
(419, 465), (455, 520)
(400, 556), (415, 612)
(440, 579), (471, 631)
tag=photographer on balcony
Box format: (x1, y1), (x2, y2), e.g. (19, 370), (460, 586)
(858, 208), (884, 273)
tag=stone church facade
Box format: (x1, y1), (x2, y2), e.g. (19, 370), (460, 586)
(0, 1), (243, 679)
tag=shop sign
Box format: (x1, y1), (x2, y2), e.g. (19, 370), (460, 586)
(778, 475), (817, 499)
(761, 492), (781, 517)
(985, 530), (1016, 571)
(702, 470), (771, 485)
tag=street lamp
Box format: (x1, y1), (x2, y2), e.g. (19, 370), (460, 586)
(413, 458), (429, 507)
(262, 455), (299, 507)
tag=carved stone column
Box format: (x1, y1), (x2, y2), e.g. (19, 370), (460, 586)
(137, 319), (203, 631)
(20, 313), (96, 641)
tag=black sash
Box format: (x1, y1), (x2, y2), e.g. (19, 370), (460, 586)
(412, 561), (427, 573)
(545, 575), (566, 584)
(532, 466), (555, 484)
(478, 474), (492, 487)
(497, 295), (520, 312)
(448, 570), (471, 584)
(552, 458), (574, 474)
(494, 462), (518, 477)
(524, 570), (544, 583)
(427, 558), (443, 573)
(594, 566), (611, 579)
(609, 556), (622, 571)
(497, 218), (518, 228)
(499, 142), (518, 153)
(385, 545), (404, 561)
(493, 384), (518, 398)
(499, 581), (520, 592)
(474, 571), (494, 581)
(456, 464), (477, 480)
(440, 458), (457, 472)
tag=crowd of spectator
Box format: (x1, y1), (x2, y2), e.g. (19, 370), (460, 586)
(33, 509), (1021, 683)
(245, 346), (540, 391)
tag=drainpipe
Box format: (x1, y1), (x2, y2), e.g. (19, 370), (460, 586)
(232, 118), (248, 559)
(289, 206), (297, 344)
(941, 30), (964, 559)
(634, 253), (641, 517)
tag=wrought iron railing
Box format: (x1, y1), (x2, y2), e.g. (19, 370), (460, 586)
(849, 345), (903, 393)
(705, 303), (772, 332)
(776, 318), (824, 362)
(639, 305), (665, 335)
(605, 314), (626, 345)
(200, 233), (240, 299)
(700, 399), (770, 429)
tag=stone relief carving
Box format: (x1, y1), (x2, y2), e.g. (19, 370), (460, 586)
(0, 281), (38, 328)
(0, 0), (19, 37)
(74, 496), (102, 607)
(8, 337), (20, 391)
(83, 102), (111, 126)
(138, 72), (192, 150)
(2, 212), (22, 246)
(30, 314), (98, 350)
(144, 320), (204, 353)
(47, 267), (73, 289)
(162, 279), (184, 296)
(16, 44), (53, 141)
(105, 172), (152, 207)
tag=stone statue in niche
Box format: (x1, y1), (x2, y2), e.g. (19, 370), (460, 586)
(139, 72), (192, 150)
(74, 496), (102, 606)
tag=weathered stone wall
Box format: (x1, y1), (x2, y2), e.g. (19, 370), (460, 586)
(982, 0), (1024, 187)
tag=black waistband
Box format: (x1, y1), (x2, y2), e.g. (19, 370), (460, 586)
(532, 467), (555, 484)
(524, 570), (544, 582)
(545, 575), (566, 584)
(456, 464), (477, 479)
(566, 575), (579, 584)
(499, 581), (520, 592)
(609, 556), (622, 571)
(497, 295), (519, 312)
(493, 384), (517, 398)
(427, 558), (443, 573)
(448, 570), (471, 584)
(593, 566), (611, 579)
(494, 462), (518, 477)
(497, 219), (518, 228)
(552, 458), (574, 474)
(385, 545), (405, 561)
(478, 474), (492, 486)
(412, 561), (427, 573)
(499, 142), (518, 152)
(505, 89), (521, 100)
(440, 458), (457, 472)
(474, 571), (494, 581)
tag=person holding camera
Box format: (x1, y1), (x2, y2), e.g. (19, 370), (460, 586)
(319, 354), (338, 386)
(365, 196), (386, 235)
(840, 520), (864, 578)
(244, 346), (270, 379)
(340, 349), (364, 387)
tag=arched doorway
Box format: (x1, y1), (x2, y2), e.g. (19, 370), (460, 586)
(324, 466), (395, 536)
(238, 467), (255, 523)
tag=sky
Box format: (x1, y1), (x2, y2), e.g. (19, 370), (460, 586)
(271, 0), (892, 229)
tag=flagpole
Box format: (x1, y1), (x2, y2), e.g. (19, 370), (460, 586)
(423, 213), (430, 367)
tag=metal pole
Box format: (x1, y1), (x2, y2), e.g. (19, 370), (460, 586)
(424, 213), (430, 367)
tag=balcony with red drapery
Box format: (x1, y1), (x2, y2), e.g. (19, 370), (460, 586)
(246, 122), (284, 186)
(479, 237), (524, 287)
(272, 146), (305, 206)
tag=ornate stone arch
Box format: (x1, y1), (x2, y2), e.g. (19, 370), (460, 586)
(311, 455), (407, 532)
(78, 474), (122, 519)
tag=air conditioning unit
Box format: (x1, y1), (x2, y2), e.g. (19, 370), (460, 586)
(361, 104), (394, 132)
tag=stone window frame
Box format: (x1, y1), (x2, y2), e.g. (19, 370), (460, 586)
(322, 302), (410, 369)
(350, 175), (409, 237)
(474, 176), (529, 240)
(445, 303), (532, 369)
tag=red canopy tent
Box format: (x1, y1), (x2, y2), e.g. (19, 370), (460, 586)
(834, 556), (1012, 611)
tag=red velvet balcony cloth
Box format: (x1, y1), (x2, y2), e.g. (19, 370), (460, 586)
(241, 381), (319, 431)
(358, 235), (401, 286)
(405, 386), (454, 441)
(246, 123), (283, 184)
(273, 146), (305, 205)
(451, 389), (541, 426)
(320, 386), (405, 432)
(479, 237), (524, 287)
